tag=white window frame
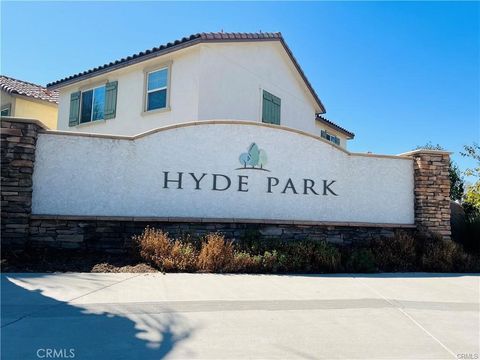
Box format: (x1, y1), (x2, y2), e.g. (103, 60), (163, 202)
(79, 85), (106, 124)
(143, 61), (172, 115)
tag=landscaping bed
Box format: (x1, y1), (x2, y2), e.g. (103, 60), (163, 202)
(2, 228), (479, 273)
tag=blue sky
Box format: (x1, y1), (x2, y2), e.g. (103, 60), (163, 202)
(1, 1), (478, 177)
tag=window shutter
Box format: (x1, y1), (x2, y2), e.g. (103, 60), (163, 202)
(262, 90), (281, 125)
(104, 81), (118, 120)
(68, 91), (81, 127)
(272, 94), (281, 125)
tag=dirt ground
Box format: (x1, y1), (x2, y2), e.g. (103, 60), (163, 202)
(1, 248), (157, 273)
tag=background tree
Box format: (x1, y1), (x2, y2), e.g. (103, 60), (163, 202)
(414, 142), (464, 201)
(461, 143), (480, 220)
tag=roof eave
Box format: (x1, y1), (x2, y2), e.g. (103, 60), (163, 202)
(278, 38), (326, 114)
(47, 37), (203, 90)
(46, 34), (327, 114)
(316, 115), (355, 139)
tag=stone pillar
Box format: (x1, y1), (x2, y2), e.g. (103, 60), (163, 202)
(1, 118), (45, 247)
(403, 150), (451, 239)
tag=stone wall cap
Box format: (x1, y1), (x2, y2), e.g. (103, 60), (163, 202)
(398, 149), (453, 156)
(1, 116), (50, 130)
(30, 214), (416, 228)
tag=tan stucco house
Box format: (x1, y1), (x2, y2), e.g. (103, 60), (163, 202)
(47, 32), (354, 148)
(1, 75), (58, 129)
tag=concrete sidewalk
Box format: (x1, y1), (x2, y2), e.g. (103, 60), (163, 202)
(1, 273), (479, 359)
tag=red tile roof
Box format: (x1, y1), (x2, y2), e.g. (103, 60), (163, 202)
(316, 115), (355, 139)
(46, 32), (326, 112)
(1, 75), (58, 103)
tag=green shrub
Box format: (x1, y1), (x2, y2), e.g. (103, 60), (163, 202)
(345, 248), (376, 273)
(420, 234), (464, 272)
(371, 232), (417, 271)
(262, 250), (279, 272)
(464, 215), (480, 253)
(229, 252), (263, 273)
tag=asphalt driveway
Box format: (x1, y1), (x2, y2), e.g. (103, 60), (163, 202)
(1, 273), (478, 359)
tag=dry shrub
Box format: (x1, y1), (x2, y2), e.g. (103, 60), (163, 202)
(197, 233), (234, 272)
(371, 231), (417, 271)
(133, 227), (171, 270)
(166, 240), (198, 272)
(133, 227), (197, 271)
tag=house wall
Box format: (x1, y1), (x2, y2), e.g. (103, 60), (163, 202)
(57, 46), (201, 135)
(1, 91), (58, 129)
(197, 42), (324, 137)
(14, 97), (58, 129)
(315, 121), (348, 148)
(55, 42), (349, 147)
(1, 91), (14, 109)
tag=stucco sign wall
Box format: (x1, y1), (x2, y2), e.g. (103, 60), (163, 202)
(32, 122), (415, 224)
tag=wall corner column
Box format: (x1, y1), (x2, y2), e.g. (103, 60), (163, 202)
(402, 149), (452, 239)
(1, 117), (44, 248)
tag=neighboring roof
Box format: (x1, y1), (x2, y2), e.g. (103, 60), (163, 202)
(1, 75), (59, 104)
(46, 32), (326, 113)
(316, 115), (355, 139)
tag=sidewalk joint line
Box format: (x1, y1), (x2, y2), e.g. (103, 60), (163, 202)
(352, 276), (458, 360)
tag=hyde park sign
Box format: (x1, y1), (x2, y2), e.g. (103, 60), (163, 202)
(32, 122), (414, 224)
(161, 143), (338, 196)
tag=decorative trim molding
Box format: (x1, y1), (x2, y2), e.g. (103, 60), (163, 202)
(36, 119), (412, 160)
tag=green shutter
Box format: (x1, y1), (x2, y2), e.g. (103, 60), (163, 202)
(262, 90), (281, 125)
(68, 91), (81, 127)
(104, 81), (118, 120)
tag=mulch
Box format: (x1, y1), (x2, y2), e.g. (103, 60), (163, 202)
(1, 248), (158, 273)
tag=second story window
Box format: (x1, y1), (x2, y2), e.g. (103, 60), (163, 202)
(321, 130), (341, 146)
(68, 81), (118, 127)
(146, 68), (169, 111)
(80, 86), (105, 123)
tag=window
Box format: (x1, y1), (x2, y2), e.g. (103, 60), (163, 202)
(68, 81), (117, 127)
(321, 130), (341, 146)
(262, 90), (281, 125)
(80, 86), (105, 124)
(1, 104), (11, 116)
(146, 68), (169, 111)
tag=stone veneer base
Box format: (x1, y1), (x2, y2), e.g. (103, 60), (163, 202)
(28, 216), (415, 253)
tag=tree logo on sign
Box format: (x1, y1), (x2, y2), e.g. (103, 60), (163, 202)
(237, 143), (269, 171)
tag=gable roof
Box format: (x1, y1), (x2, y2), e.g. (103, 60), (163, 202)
(46, 32), (326, 113)
(316, 115), (355, 139)
(1, 75), (59, 104)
